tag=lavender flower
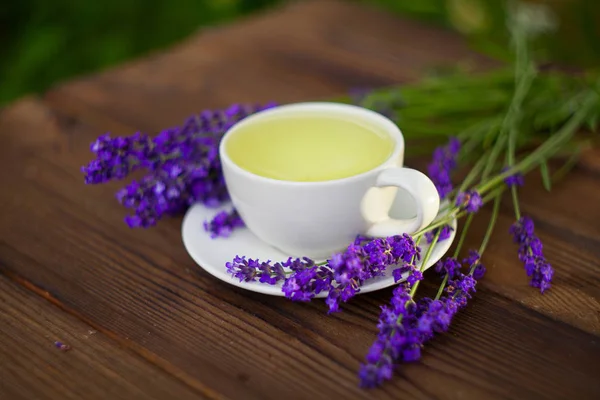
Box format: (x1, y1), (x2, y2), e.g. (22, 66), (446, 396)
(434, 257), (461, 278)
(455, 190), (483, 213)
(359, 252), (486, 388)
(204, 209), (245, 238)
(225, 256), (287, 284)
(283, 266), (334, 302)
(225, 234), (420, 313)
(424, 225), (454, 243)
(392, 263), (423, 286)
(462, 250), (486, 279)
(83, 103), (277, 227)
(509, 216), (554, 293)
(358, 285), (420, 388)
(462, 249), (481, 266)
(503, 168), (525, 187)
(324, 234), (420, 312)
(427, 137), (461, 199)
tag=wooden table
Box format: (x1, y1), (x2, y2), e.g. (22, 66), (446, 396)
(1, 1), (599, 399)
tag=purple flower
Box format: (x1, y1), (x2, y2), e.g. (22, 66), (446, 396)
(503, 170), (524, 187)
(224, 234), (421, 313)
(359, 264), (483, 389)
(427, 137), (461, 199)
(324, 234), (420, 313)
(461, 250), (486, 279)
(455, 190), (483, 213)
(283, 266), (334, 302)
(392, 264), (422, 285)
(472, 264), (487, 280)
(225, 256), (287, 284)
(434, 257), (461, 278)
(204, 209), (245, 238)
(83, 103), (277, 228)
(425, 225), (454, 243)
(82, 133), (152, 184)
(509, 216), (554, 293)
(358, 285), (421, 388)
(462, 250), (480, 267)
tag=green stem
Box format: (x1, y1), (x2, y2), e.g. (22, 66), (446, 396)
(413, 212), (458, 237)
(477, 89), (598, 194)
(434, 191), (502, 301)
(434, 275), (449, 301)
(409, 229), (441, 297)
(453, 214), (474, 259)
(510, 186), (521, 221)
(482, 186), (506, 203)
(481, 129), (506, 181)
(434, 213), (474, 301)
(478, 194), (502, 255)
(459, 152), (490, 193)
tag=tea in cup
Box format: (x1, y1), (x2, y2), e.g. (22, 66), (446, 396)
(220, 102), (440, 259)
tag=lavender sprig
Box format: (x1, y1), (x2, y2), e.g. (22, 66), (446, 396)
(226, 256), (287, 285)
(427, 137), (461, 199)
(82, 103), (277, 227)
(509, 216), (554, 293)
(358, 256), (484, 388)
(225, 234), (420, 313)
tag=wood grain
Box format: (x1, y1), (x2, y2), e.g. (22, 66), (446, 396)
(1, 0), (599, 399)
(0, 275), (205, 400)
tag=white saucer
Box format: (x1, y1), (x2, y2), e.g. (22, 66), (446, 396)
(182, 199), (456, 298)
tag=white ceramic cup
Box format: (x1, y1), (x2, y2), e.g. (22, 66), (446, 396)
(220, 102), (440, 259)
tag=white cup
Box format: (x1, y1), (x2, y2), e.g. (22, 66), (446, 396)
(220, 102), (440, 259)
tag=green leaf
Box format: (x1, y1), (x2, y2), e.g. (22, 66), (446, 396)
(540, 160), (552, 191)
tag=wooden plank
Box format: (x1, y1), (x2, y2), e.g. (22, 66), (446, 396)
(1, 96), (600, 399)
(1, 0), (599, 398)
(0, 275), (205, 400)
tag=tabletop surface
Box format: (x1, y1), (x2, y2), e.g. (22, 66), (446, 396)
(1, 1), (599, 399)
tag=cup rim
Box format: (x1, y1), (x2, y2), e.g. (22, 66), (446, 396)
(219, 101), (405, 186)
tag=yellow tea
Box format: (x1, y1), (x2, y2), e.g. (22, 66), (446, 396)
(226, 114), (394, 182)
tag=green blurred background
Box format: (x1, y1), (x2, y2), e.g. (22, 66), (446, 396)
(1, 0), (598, 106)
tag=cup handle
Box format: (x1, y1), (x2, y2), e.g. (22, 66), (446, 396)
(361, 167), (440, 237)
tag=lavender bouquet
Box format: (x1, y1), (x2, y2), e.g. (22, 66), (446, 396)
(82, 3), (599, 388)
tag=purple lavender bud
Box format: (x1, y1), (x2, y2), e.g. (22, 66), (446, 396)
(509, 216), (554, 294)
(426, 137), (461, 199)
(204, 209), (245, 239)
(82, 133), (152, 184)
(434, 257), (461, 278)
(282, 266), (333, 302)
(462, 250), (481, 267)
(225, 256), (287, 284)
(359, 285), (426, 388)
(472, 264), (487, 280)
(425, 225), (454, 243)
(455, 190), (483, 213)
(502, 167), (524, 188)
